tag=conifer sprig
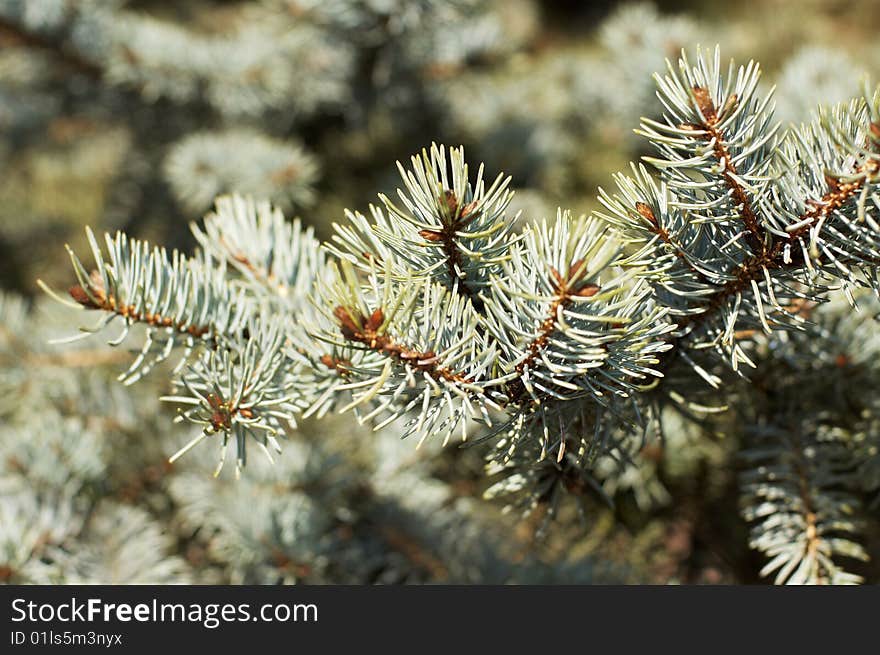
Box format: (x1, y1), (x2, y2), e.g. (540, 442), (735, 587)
(46, 46), (880, 585)
(45, 229), (250, 384)
(327, 143), (517, 305)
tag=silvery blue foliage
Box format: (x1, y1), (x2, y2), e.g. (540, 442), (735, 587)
(42, 45), (880, 585)
(164, 130), (319, 214)
(774, 47), (864, 125)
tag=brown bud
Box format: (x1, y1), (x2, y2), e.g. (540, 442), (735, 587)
(442, 189), (458, 214)
(365, 308), (384, 332)
(320, 354), (351, 372)
(68, 284), (99, 309)
(692, 86), (717, 123)
(334, 306), (360, 339)
(459, 200), (479, 219)
(419, 229), (444, 242)
(573, 284), (600, 298)
(211, 411), (230, 431)
(870, 122), (880, 140)
(89, 269), (106, 296)
(635, 202), (657, 226)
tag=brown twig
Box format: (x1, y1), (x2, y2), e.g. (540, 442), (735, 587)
(334, 305), (470, 385)
(68, 272), (212, 339)
(687, 88), (766, 255)
(419, 190), (480, 305)
(787, 428), (826, 584)
(505, 262), (600, 404)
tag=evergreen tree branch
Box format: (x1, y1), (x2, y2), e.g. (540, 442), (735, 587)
(333, 305), (472, 386)
(42, 42), (880, 584)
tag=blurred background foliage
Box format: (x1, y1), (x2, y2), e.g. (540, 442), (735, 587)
(1, 0), (879, 584)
